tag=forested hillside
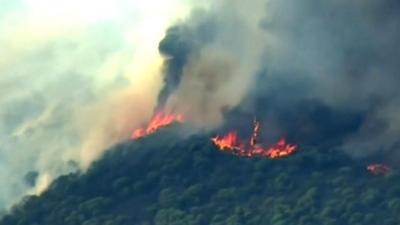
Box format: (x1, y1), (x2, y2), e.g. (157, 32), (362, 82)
(2, 127), (400, 225)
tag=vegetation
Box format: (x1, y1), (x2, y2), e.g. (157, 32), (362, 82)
(1, 128), (399, 225)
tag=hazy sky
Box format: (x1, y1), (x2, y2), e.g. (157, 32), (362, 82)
(0, 0), (200, 210)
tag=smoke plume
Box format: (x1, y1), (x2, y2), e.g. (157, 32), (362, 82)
(158, 1), (266, 127)
(0, 0), (191, 210)
(157, 0), (400, 159)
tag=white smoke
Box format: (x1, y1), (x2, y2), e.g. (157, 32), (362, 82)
(0, 0), (195, 210)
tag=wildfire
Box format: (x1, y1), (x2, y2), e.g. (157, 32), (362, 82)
(211, 118), (298, 159)
(211, 132), (241, 151)
(367, 164), (391, 175)
(132, 112), (184, 139)
(265, 138), (298, 159)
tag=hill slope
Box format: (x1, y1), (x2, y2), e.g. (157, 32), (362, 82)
(1, 128), (400, 225)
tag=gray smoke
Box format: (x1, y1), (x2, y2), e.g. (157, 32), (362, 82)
(155, 10), (218, 112)
(158, 0), (400, 159)
(0, 0), (186, 211)
(251, 0), (400, 158)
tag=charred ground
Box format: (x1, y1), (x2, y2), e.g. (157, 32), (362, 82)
(1, 126), (400, 225)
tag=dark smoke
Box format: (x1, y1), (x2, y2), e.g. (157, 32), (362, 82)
(157, 0), (400, 160)
(231, 0), (400, 159)
(156, 11), (217, 111)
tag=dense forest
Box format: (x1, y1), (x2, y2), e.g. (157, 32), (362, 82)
(1, 126), (400, 225)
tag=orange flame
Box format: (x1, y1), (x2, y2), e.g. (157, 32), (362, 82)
(367, 164), (391, 175)
(266, 138), (298, 159)
(211, 132), (240, 151)
(211, 118), (298, 159)
(132, 112), (184, 139)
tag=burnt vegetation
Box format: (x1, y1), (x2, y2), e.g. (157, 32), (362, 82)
(1, 126), (400, 225)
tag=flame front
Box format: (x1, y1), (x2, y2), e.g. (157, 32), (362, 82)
(211, 118), (298, 159)
(211, 132), (239, 151)
(132, 112), (184, 139)
(367, 164), (391, 175)
(266, 138), (297, 159)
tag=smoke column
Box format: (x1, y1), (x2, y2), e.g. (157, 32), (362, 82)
(157, 0), (400, 159)
(158, 0), (267, 126)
